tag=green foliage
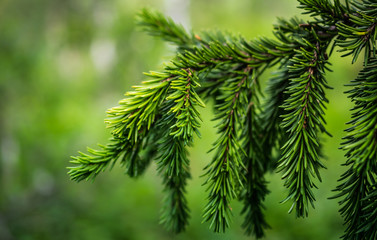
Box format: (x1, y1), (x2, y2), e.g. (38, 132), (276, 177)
(337, 0), (377, 63)
(69, 1), (377, 239)
(278, 32), (331, 217)
(239, 70), (270, 238)
(136, 8), (197, 50)
(69, 73), (171, 180)
(332, 58), (377, 240)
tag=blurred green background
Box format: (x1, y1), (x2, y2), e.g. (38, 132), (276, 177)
(0, 0), (363, 239)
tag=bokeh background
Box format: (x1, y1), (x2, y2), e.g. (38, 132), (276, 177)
(0, 0), (363, 239)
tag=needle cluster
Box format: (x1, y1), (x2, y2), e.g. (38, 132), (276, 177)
(69, 1), (377, 239)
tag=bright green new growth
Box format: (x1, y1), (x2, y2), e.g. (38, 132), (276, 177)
(69, 1), (377, 239)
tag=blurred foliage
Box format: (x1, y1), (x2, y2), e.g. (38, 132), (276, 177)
(0, 0), (363, 239)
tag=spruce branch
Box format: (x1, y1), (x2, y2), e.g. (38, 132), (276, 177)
(297, 0), (349, 23)
(136, 8), (242, 52)
(155, 68), (204, 233)
(157, 136), (191, 233)
(334, 169), (371, 240)
(105, 72), (171, 140)
(333, 58), (377, 239)
(68, 138), (128, 181)
(69, 72), (171, 181)
(137, 8), (303, 69)
(69, 3), (377, 238)
(336, 2), (377, 64)
(259, 19), (320, 172)
(136, 8), (198, 50)
(361, 182), (377, 240)
(165, 68), (205, 141)
(278, 35), (331, 217)
(155, 108), (191, 233)
(239, 72), (270, 239)
(240, 128), (270, 238)
(202, 65), (257, 233)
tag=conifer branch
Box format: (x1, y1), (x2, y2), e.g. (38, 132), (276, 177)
(279, 36), (331, 217)
(105, 72), (171, 140)
(136, 8), (198, 50)
(240, 123), (270, 238)
(68, 138), (128, 181)
(69, 3), (377, 238)
(156, 68), (204, 233)
(239, 72), (270, 239)
(333, 58), (377, 239)
(157, 135), (191, 233)
(297, 0), (348, 23)
(69, 72), (171, 181)
(336, 1), (377, 64)
(202, 65), (253, 233)
(155, 109), (191, 233)
(361, 183), (377, 240)
(136, 8), (242, 52)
